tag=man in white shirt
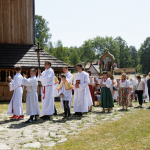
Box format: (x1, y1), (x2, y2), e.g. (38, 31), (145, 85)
(22, 68), (40, 123)
(73, 63), (88, 117)
(37, 60), (54, 120)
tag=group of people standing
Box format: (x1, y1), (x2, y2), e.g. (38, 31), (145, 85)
(7, 61), (150, 123)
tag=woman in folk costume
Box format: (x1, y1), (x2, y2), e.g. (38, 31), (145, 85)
(53, 76), (59, 115)
(62, 66), (73, 108)
(22, 68), (40, 123)
(83, 70), (93, 112)
(73, 63), (89, 117)
(100, 71), (114, 113)
(117, 73), (130, 111)
(143, 74), (149, 102)
(37, 60), (54, 120)
(57, 74), (73, 119)
(7, 66), (24, 120)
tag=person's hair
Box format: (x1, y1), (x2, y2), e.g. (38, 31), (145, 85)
(15, 66), (22, 71)
(76, 63), (82, 68)
(87, 70), (91, 76)
(31, 68), (37, 74)
(143, 74), (146, 77)
(103, 71), (108, 75)
(121, 73), (126, 80)
(60, 74), (66, 78)
(137, 75), (141, 80)
(62, 66), (68, 69)
(45, 60), (51, 67)
(96, 84), (100, 86)
(110, 75), (114, 80)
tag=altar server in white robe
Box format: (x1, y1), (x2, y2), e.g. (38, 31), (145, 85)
(7, 66), (24, 120)
(37, 60), (54, 120)
(62, 66), (73, 109)
(53, 76), (59, 115)
(73, 63), (88, 117)
(57, 74), (73, 119)
(143, 74), (149, 102)
(22, 68), (40, 123)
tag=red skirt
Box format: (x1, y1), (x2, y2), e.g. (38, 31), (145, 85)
(89, 85), (95, 101)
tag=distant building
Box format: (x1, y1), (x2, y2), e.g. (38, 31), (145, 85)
(88, 64), (100, 77)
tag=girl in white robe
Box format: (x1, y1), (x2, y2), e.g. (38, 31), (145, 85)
(7, 67), (24, 120)
(37, 62), (54, 120)
(22, 69), (40, 123)
(73, 71), (88, 116)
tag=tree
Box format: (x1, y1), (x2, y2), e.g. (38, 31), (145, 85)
(138, 37), (150, 74)
(129, 46), (138, 67)
(35, 15), (52, 48)
(115, 36), (133, 68)
(69, 50), (80, 67)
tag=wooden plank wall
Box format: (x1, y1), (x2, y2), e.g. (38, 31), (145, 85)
(0, 0), (34, 44)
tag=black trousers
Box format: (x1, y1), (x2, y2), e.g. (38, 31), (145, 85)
(137, 90), (143, 105)
(63, 100), (70, 116)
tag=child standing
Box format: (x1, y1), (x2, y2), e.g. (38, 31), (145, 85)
(7, 66), (24, 120)
(95, 84), (101, 106)
(57, 74), (73, 119)
(22, 68), (40, 123)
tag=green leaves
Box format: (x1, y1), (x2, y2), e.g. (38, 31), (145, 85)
(35, 15), (52, 48)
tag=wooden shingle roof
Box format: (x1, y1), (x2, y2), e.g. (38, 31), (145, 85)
(0, 43), (74, 70)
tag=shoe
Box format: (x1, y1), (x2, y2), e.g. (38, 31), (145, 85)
(40, 116), (45, 119)
(53, 113), (57, 116)
(25, 119), (33, 123)
(42, 116), (50, 120)
(78, 113), (82, 117)
(34, 115), (39, 121)
(16, 116), (24, 120)
(9, 115), (16, 119)
(73, 112), (79, 116)
(67, 116), (72, 120)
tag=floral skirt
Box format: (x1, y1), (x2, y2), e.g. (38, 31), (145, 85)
(100, 87), (114, 108)
(118, 88), (130, 106)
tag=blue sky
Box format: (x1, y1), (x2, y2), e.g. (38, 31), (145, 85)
(35, 0), (150, 50)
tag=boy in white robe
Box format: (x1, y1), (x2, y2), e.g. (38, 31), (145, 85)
(7, 66), (24, 120)
(37, 60), (54, 120)
(73, 63), (88, 117)
(53, 76), (59, 115)
(22, 68), (40, 123)
(62, 66), (73, 109)
(57, 74), (73, 119)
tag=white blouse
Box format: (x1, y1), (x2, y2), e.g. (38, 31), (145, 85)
(136, 79), (145, 91)
(102, 78), (112, 88)
(119, 80), (130, 88)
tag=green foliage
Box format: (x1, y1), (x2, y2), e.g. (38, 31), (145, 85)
(138, 37), (150, 74)
(35, 15), (52, 48)
(69, 50), (80, 66)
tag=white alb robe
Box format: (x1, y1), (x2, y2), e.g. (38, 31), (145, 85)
(37, 68), (54, 115)
(73, 71), (88, 112)
(7, 73), (23, 116)
(22, 75), (40, 116)
(143, 78), (149, 101)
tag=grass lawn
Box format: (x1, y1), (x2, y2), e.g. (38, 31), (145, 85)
(52, 108), (150, 150)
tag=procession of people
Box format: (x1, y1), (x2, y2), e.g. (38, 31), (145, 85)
(7, 61), (150, 123)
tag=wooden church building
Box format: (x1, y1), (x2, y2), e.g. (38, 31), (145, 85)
(0, 0), (74, 101)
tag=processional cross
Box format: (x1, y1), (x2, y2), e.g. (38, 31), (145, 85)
(35, 42), (43, 68)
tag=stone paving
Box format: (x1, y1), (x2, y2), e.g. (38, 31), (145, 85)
(0, 101), (149, 150)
